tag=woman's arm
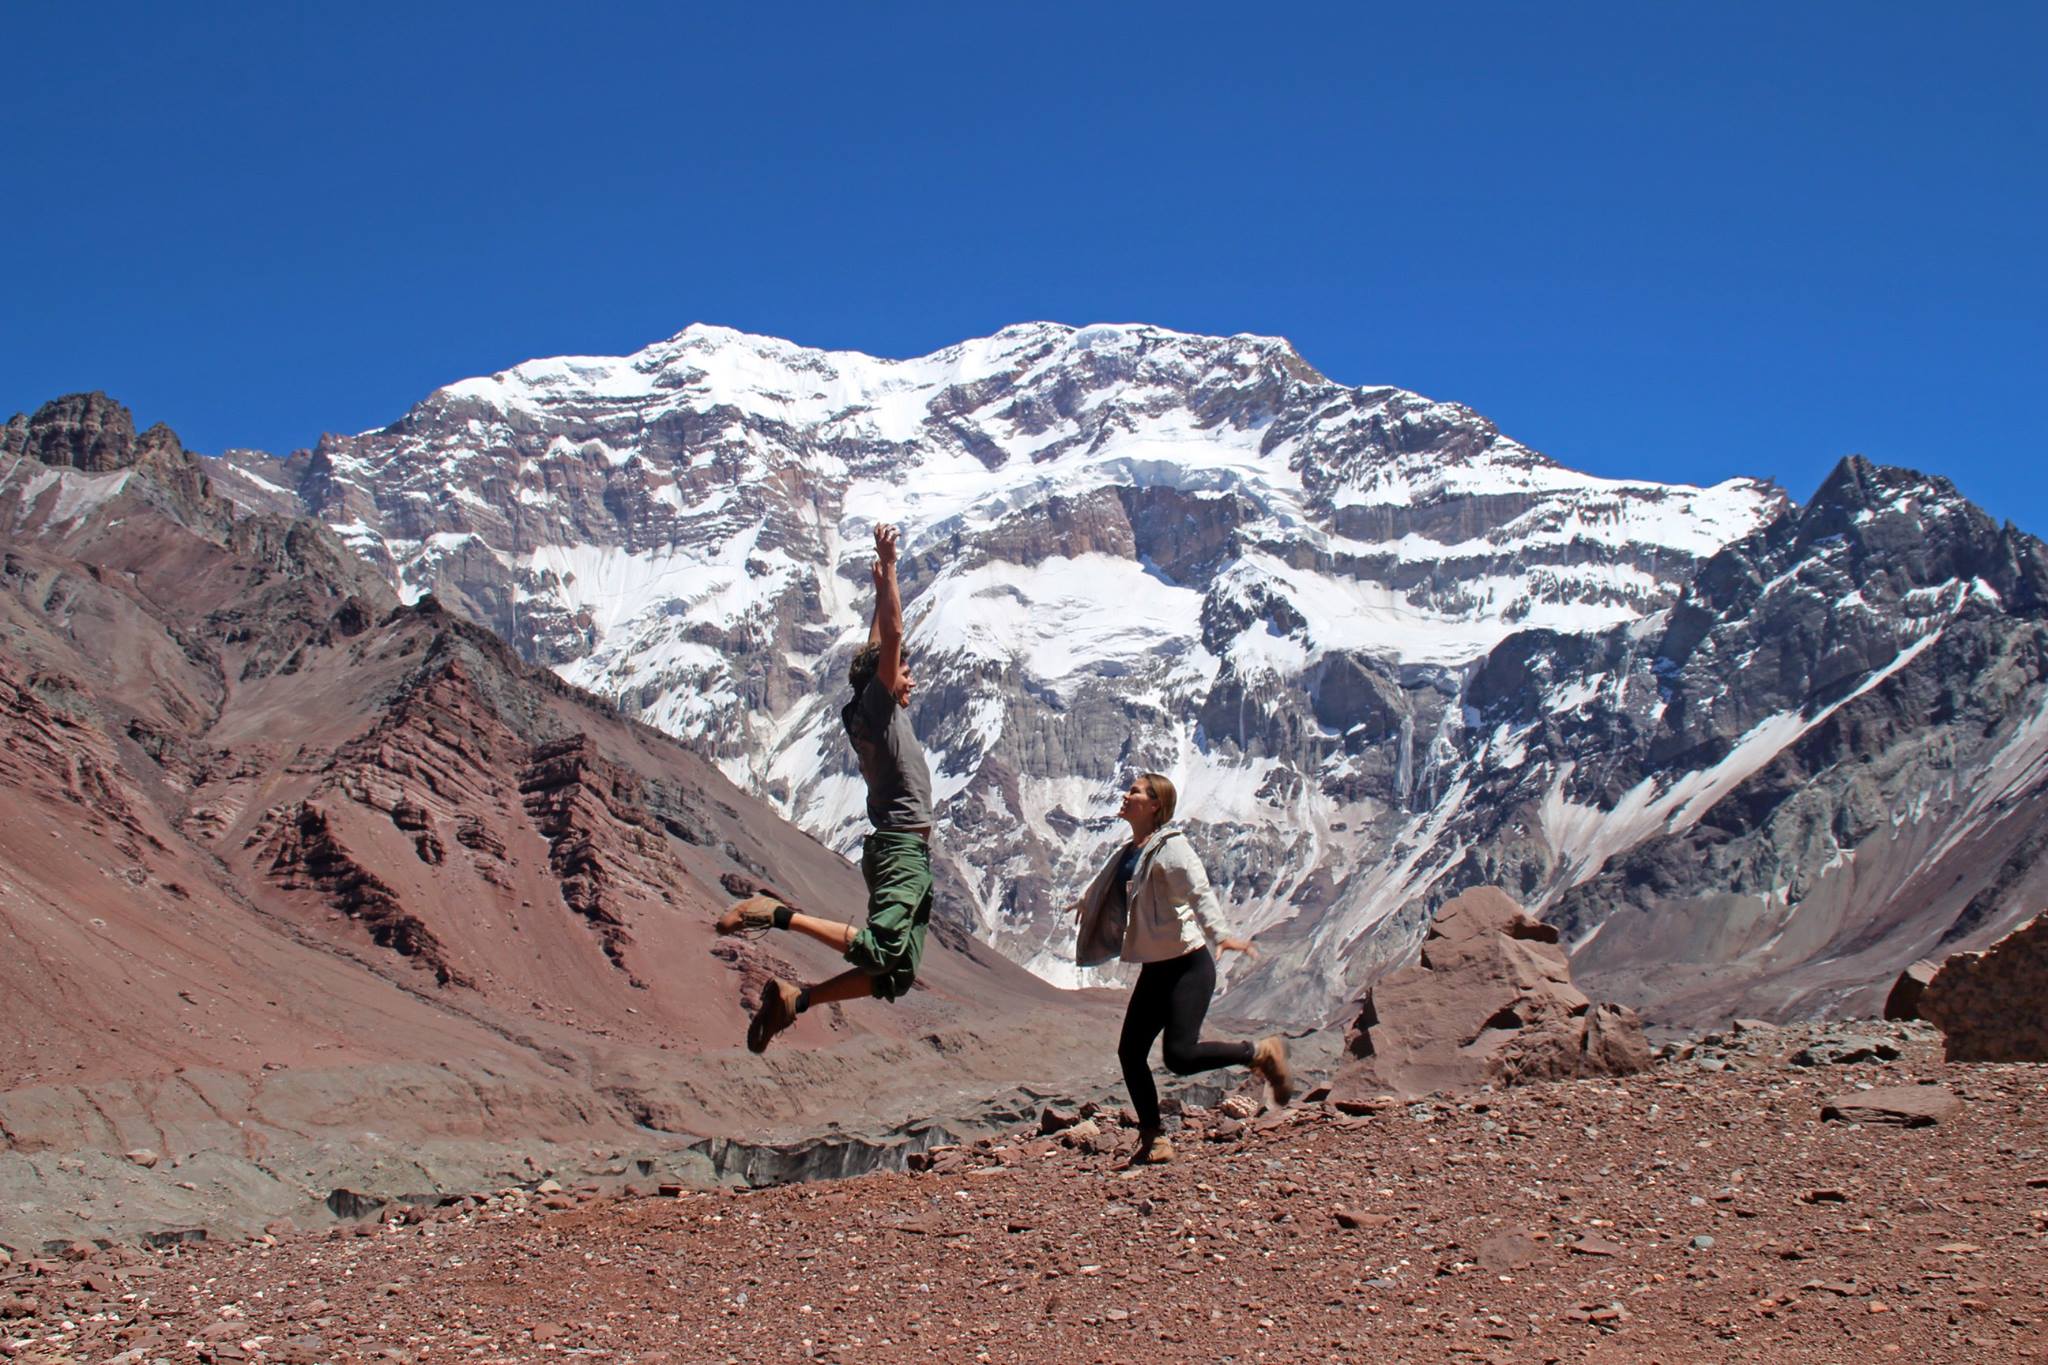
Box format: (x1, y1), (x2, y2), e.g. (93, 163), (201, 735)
(1071, 846), (1128, 967)
(1071, 850), (1120, 917)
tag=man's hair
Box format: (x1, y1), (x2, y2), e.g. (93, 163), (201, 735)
(1140, 772), (1178, 826)
(849, 642), (912, 698)
(848, 643), (882, 694)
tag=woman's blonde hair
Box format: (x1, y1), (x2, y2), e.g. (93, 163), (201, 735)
(1140, 772), (1177, 826)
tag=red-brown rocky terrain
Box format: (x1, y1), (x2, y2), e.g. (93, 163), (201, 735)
(0, 397), (1118, 1251)
(0, 1023), (2040, 1364)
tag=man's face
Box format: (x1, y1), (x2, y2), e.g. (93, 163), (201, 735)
(890, 662), (915, 706)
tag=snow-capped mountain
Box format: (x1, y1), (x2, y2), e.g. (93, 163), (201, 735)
(208, 323), (2048, 1024)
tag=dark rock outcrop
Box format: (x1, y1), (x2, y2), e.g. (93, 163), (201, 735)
(1883, 959), (1939, 1020)
(3, 393), (138, 472)
(520, 734), (686, 972)
(258, 801), (471, 988)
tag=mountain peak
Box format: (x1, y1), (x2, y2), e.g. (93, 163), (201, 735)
(1811, 451), (1978, 515)
(4, 391), (143, 472)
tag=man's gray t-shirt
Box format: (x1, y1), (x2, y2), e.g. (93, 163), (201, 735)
(842, 676), (933, 830)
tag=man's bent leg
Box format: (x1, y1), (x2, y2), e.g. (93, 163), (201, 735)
(718, 893), (860, 945)
(800, 969), (874, 1008)
(716, 895), (865, 953)
(843, 832), (933, 1001)
(786, 912), (858, 953)
(747, 969), (874, 1054)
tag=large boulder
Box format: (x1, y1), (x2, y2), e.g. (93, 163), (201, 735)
(1922, 913), (2048, 1061)
(1330, 886), (1651, 1102)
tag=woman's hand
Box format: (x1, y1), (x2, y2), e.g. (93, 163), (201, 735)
(1217, 936), (1259, 959)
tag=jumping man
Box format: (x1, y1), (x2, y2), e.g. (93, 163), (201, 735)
(717, 522), (935, 1052)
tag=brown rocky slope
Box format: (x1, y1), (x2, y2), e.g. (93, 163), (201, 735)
(0, 397), (1119, 1251)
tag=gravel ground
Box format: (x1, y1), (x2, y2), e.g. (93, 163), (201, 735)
(3, 1023), (2043, 1364)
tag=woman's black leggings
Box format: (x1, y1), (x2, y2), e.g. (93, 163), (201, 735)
(1118, 947), (1255, 1130)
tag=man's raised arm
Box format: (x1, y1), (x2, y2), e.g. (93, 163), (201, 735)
(873, 523), (906, 695)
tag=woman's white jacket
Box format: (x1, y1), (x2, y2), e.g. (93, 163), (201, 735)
(1073, 824), (1232, 967)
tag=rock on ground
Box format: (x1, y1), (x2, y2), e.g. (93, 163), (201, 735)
(1333, 886), (1651, 1102)
(1820, 1084), (1963, 1127)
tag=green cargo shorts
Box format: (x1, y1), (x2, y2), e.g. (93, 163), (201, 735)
(844, 830), (932, 1001)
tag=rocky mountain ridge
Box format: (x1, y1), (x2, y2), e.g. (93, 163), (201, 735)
(180, 323), (2048, 1023)
(188, 323), (2048, 1025)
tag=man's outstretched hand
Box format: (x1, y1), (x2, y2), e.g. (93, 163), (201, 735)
(874, 523), (899, 568)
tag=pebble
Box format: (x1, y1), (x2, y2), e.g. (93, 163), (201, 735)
(1333, 1208), (1392, 1230)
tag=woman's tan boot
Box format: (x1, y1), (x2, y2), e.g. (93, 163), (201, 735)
(1252, 1035), (1295, 1106)
(1128, 1126), (1174, 1165)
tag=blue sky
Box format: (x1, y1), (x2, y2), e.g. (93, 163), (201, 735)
(6, 3), (2044, 531)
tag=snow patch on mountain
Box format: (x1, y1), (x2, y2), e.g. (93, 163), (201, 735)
(2, 465), (134, 531)
(917, 554), (1206, 682)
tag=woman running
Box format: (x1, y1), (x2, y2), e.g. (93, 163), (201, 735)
(1073, 772), (1293, 1164)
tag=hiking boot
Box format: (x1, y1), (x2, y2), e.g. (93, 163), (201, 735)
(1252, 1034), (1295, 1106)
(1127, 1127), (1174, 1166)
(747, 979), (801, 1054)
(716, 895), (782, 937)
